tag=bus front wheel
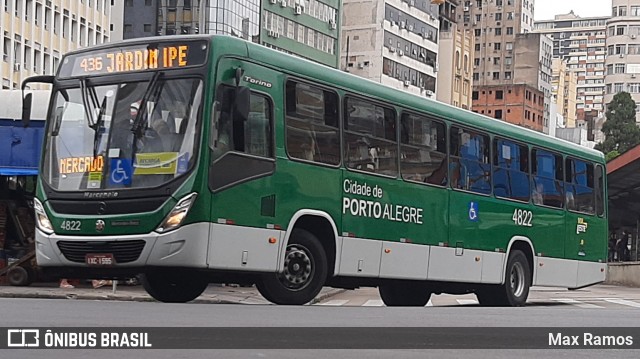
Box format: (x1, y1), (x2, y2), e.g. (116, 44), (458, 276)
(256, 228), (328, 305)
(142, 270), (208, 303)
(379, 282), (432, 306)
(476, 250), (531, 307)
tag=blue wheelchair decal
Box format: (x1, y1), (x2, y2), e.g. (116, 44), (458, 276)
(109, 158), (133, 186)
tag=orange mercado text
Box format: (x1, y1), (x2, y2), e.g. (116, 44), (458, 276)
(60, 156), (104, 174)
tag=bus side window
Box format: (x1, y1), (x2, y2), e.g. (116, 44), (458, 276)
(344, 97), (397, 177)
(532, 149), (564, 208)
(212, 86), (273, 161)
(493, 138), (529, 202)
(450, 126), (490, 194)
(565, 157), (595, 215)
(399, 112), (447, 186)
(595, 164), (605, 216)
(285, 81), (339, 165)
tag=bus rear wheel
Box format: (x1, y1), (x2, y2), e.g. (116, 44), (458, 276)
(476, 250), (531, 307)
(142, 270), (208, 303)
(256, 229), (327, 305)
(379, 282), (432, 306)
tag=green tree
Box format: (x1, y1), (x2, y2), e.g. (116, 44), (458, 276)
(596, 92), (640, 154)
(605, 150), (620, 162)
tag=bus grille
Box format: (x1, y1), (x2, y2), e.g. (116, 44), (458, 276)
(57, 240), (146, 263)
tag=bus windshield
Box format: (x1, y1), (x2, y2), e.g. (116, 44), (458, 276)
(42, 77), (203, 191)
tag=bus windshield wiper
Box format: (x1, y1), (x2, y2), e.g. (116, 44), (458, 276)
(131, 71), (164, 140)
(92, 97), (107, 157)
(79, 78), (100, 129)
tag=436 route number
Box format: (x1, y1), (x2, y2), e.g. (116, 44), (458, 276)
(512, 209), (533, 227)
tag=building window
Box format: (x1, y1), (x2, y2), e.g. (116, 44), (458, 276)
(495, 28), (502, 35)
(493, 72), (500, 80)
(144, 24), (152, 32)
(506, 27), (513, 35)
(125, 0), (133, 6)
(494, 43), (501, 51)
(496, 90), (504, 100)
(124, 24), (132, 33)
(504, 72), (512, 79)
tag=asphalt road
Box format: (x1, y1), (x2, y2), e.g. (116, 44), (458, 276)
(2, 295), (640, 359)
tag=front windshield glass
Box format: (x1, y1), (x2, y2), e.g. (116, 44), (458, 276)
(42, 78), (203, 191)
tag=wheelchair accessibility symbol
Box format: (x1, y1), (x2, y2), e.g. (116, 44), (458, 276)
(468, 201), (479, 222)
(109, 158), (132, 186)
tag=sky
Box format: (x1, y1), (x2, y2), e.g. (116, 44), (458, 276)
(534, 0), (612, 21)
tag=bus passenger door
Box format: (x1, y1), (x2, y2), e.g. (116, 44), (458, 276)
(207, 58), (283, 273)
(564, 159), (606, 287)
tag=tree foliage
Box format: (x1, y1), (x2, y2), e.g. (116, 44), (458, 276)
(596, 92), (640, 154)
(605, 150), (620, 162)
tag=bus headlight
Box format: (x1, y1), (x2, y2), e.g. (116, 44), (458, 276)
(34, 198), (54, 234)
(156, 193), (197, 233)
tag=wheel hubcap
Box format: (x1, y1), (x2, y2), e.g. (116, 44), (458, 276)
(278, 244), (313, 291)
(510, 262), (526, 298)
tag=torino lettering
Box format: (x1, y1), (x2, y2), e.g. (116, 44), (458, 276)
(342, 197), (423, 224)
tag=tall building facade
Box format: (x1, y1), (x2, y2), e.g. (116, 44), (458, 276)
(341, 0), (440, 97)
(533, 12), (608, 125)
(436, 25), (474, 109)
(122, 0), (158, 39)
(463, 0), (551, 132)
(262, 0), (340, 67)
(605, 0), (640, 122)
(551, 58), (578, 128)
(121, 0), (340, 68)
(436, 0), (474, 109)
(1, 0), (113, 89)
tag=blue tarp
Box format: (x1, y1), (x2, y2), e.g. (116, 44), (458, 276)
(0, 118), (45, 176)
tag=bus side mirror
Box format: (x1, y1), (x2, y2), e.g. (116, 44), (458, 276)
(22, 93), (33, 127)
(233, 86), (250, 122)
(21, 75), (55, 127)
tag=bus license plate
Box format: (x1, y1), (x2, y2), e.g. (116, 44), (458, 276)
(85, 253), (115, 266)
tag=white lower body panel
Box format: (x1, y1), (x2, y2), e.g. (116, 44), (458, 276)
(35, 222), (210, 268)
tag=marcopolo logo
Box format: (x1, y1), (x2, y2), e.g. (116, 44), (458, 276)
(7, 329), (40, 347)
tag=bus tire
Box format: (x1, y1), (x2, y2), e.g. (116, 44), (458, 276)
(379, 282), (432, 306)
(142, 270), (208, 303)
(256, 228), (327, 305)
(476, 250), (531, 307)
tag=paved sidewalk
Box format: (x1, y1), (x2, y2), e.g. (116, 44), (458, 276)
(0, 282), (345, 305)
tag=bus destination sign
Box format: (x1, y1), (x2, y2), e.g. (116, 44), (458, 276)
(58, 40), (208, 78)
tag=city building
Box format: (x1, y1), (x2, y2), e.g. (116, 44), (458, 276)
(533, 12), (608, 125)
(121, 0), (341, 68)
(341, 0), (440, 96)
(605, 0), (640, 122)
(121, 0), (157, 39)
(436, 25), (474, 109)
(551, 58), (578, 128)
(462, 0), (551, 132)
(1, 0), (114, 89)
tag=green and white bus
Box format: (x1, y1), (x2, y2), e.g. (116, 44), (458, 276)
(22, 35), (607, 306)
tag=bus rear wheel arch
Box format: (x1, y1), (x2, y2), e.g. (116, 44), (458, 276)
(256, 228), (328, 305)
(141, 269), (208, 303)
(476, 249), (531, 307)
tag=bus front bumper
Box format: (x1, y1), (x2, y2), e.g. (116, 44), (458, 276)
(34, 222), (210, 268)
